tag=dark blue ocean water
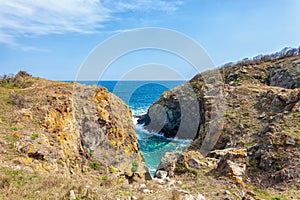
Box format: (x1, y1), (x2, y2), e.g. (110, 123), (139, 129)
(76, 81), (190, 175)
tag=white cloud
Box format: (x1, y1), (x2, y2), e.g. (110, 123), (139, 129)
(102, 0), (183, 12)
(0, 0), (183, 49)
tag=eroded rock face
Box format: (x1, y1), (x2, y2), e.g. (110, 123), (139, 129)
(216, 149), (247, 185)
(138, 71), (225, 147)
(138, 83), (204, 139)
(269, 59), (300, 89)
(10, 80), (149, 180)
(73, 85), (149, 179)
(147, 54), (300, 191)
(258, 88), (300, 114)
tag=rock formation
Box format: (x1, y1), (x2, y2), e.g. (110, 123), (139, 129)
(0, 77), (149, 181)
(141, 52), (300, 196)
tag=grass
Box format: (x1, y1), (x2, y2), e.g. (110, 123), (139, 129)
(293, 112), (300, 118)
(2, 95), (14, 104)
(0, 167), (102, 200)
(30, 133), (39, 140)
(247, 183), (299, 200)
(245, 141), (257, 148)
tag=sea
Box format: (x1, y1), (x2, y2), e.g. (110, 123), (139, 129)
(76, 81), (191, 176)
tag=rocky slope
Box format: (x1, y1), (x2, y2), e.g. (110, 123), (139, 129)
(0, 72), (150, 199)
(138, 49), (300, 199)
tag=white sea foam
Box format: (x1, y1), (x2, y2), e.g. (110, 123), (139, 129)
(131, 104), (192, 176)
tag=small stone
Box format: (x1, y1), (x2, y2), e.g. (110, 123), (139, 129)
(188, 158), (203, 169)
(224, 190), (231, 195)
(156, 179), (165, 185)
(155, 170), (168, 179)
(167, 180), (176, 187)
(285, 135), (295, 146)
(140, 183), (146, 188)
(131, 196), (137, 200)
(244, 191), (260, 200)
(15, 165), (21, 170)
(184, 194), (194, 200)
(241, 69), (248, 73)
(69, 190), (76, 200)
(164, 177), (171, 182)
(177, 180), (183, 185)
(258, 113), (266, 119)
(196, 194), (205, 200)
(273, 168), (297, 181)
(142, 189), (151, 194)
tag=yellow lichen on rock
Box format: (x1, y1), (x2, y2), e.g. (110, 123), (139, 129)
(13, 132), (23, 140)
(97, 107), (110, 122)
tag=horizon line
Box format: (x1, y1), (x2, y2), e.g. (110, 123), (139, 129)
(63, 79), (189, 82)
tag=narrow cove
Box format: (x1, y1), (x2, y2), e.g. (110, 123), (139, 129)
(79, 80), (190, 176)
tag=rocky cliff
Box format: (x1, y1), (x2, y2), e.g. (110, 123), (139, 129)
(0, 72), (149, 192)
(138, 50), (300, 199)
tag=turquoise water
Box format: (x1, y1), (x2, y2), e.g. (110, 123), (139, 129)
(76, 81), (190, 175)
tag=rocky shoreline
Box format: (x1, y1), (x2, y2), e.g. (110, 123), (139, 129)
(139, 49), (300, 199)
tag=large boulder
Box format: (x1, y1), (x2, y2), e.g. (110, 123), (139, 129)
(216, 149), (247, 185)
(155, 151), (217, 178)
(269, 59), (300, 89)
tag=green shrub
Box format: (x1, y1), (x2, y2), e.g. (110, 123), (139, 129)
(224, 113), (230, 117)
(109, 165), (115, 173)
(11, 127), (18, 131)
(102, 176), (108, 181)
(131, 161), (139, 173)
(243, 111), (250, 116)
(272, 198), (283, 200)
(90, 162), (99, 170)
(31, 133), (39, 140)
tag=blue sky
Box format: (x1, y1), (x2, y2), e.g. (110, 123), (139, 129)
(0, 0), (300, 80)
